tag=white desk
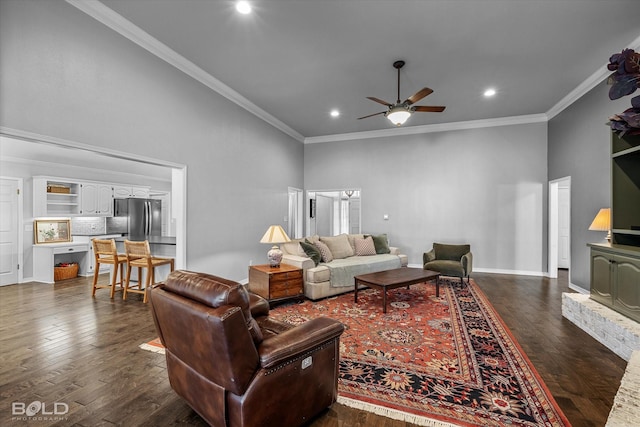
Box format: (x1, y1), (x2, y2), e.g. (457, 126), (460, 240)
(33, 242), (89, 284)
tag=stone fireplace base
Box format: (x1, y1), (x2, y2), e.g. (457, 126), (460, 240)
(562, 293), (640, 361)
(562, 293), (640, 426)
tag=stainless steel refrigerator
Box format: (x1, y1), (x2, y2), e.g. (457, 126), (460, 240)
(113, 198), (162, 237)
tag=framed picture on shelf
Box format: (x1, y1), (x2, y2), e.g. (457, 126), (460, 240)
(34, 219), (72, 244)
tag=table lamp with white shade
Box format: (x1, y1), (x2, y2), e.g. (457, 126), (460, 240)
(588, 208), (611, 242)
(260, 225), (291, 267)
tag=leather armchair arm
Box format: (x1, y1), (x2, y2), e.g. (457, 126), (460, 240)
(258, 317), (345, 369)
(248, 291), (270, 318)
(462, 252), (473, 275)
(423, 249), (436, 265)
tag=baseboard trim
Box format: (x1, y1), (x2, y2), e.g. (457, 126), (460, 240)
(568, 283), (589, 294)
(407, 264), (545, 277)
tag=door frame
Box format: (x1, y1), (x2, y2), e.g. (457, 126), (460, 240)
(548, 176), (571, 279)
(0, 176), (24, 285)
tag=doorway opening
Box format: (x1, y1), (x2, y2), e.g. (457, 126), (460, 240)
(0, 129), (187, 282)
(548, 177), (571, 279)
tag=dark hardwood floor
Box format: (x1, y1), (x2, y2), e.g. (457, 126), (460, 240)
(0, 270), (626, 426)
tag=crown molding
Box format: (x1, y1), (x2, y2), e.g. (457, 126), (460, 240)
(546, 33), (640, 120)
(0, 126), (185, 169)
(65, 0), (305, 143)
(304, 114), (548, 144)
(65, 1), (640, 145)
(545, 65), (609, 120)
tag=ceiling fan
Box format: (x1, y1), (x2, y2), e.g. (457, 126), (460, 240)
(358, 60), (446, 126)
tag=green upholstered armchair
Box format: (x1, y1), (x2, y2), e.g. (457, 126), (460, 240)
(423, 243), (472, 283)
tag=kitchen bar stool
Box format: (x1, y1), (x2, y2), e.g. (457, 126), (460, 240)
(91, 239), (127, 298)
(123, 239), (174, 303)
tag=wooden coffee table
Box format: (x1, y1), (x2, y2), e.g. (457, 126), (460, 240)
(354, 267), (441, 313)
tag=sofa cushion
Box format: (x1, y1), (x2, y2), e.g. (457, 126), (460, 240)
(325, 255), (402, 287)
(301, 240), (322, 266)
(354, 236), (377, 256)
(307, 265), (331, 283)
(369, 234), (391, 254)
(313, 240), (334, 263)
(320, 234), (354, 259)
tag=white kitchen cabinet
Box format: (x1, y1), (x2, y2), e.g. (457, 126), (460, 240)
(80, 183), (113, 216)
(113, 185), (150, 198)
(33, 177), (81, 217)
(34, 177), (151, 218)
(33, 242), (89, 283)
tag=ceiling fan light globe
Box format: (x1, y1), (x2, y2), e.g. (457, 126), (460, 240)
(386, 109), (411, 126)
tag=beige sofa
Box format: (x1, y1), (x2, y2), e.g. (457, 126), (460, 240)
(281, 233), (408, 301)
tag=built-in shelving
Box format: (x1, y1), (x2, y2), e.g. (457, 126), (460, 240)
(611, 132), (640, 247)
(33, 176), (151, 218)
(590, 131), (640, 323)
(34, 178), (81, 217)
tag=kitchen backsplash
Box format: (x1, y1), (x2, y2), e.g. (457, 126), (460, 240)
(106, 217), (128, 234)
(71, 217), (106, 236)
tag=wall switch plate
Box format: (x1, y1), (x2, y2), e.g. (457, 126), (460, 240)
(383, 214), (389, 220)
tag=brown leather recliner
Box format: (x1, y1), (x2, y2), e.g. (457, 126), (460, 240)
(149, 270), (345, 427)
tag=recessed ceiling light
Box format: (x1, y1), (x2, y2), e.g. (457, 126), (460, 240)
(330, 110), (340, 117)
(236, 1), (252, 14)
(484, 88), (496, 97)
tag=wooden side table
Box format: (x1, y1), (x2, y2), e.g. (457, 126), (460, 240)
(248, 264), (304, 306)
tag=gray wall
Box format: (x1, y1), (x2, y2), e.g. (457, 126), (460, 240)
(305, 122), (549, 273)
(0, 0), (303, 281)
(548, 81), (632, 290)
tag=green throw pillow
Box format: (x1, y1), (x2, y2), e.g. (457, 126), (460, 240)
(301, 240), (322, 266)
(369, 234), (391, 254)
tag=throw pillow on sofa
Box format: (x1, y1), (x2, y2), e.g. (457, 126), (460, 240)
(300, 240), (322, 266)
(313, 240), (334, 263)
(367, 234), (391, 254)
(354, 236), (377, 256)
(320, 234), (354, 259)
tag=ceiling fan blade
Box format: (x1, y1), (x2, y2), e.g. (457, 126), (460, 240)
(366, 96), (392, 106)
(413, 105), (446, 112)
(357, 111), (386, 120)
(405, 87), (433, 105)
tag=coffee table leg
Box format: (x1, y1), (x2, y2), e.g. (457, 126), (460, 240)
(436, 276), (440, 298)
(383, 290), (387, 313)
(354, 280), (359, 303)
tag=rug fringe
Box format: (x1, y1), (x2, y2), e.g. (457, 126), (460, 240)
(138, 343), (165, 354)
(337, 396), (461, 427)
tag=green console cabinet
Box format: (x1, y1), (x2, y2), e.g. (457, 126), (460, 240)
(589, 243), (640, 323)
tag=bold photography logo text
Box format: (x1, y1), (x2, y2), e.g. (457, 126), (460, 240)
(11, 401), (69, 421)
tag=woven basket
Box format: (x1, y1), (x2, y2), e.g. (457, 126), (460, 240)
(47, 185), (71, 194)
(54, 263), (78, 281)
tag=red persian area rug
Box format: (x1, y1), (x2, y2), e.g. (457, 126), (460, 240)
(140, 278), (571, 427)
(269, 278), (571, 427)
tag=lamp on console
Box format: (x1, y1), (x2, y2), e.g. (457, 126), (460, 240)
(260, 225), (291, 267)
(589, 208), (611, 242)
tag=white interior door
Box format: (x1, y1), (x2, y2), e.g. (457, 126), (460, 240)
(0, 178), (20, 286)
(558, 186), (570, 269)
